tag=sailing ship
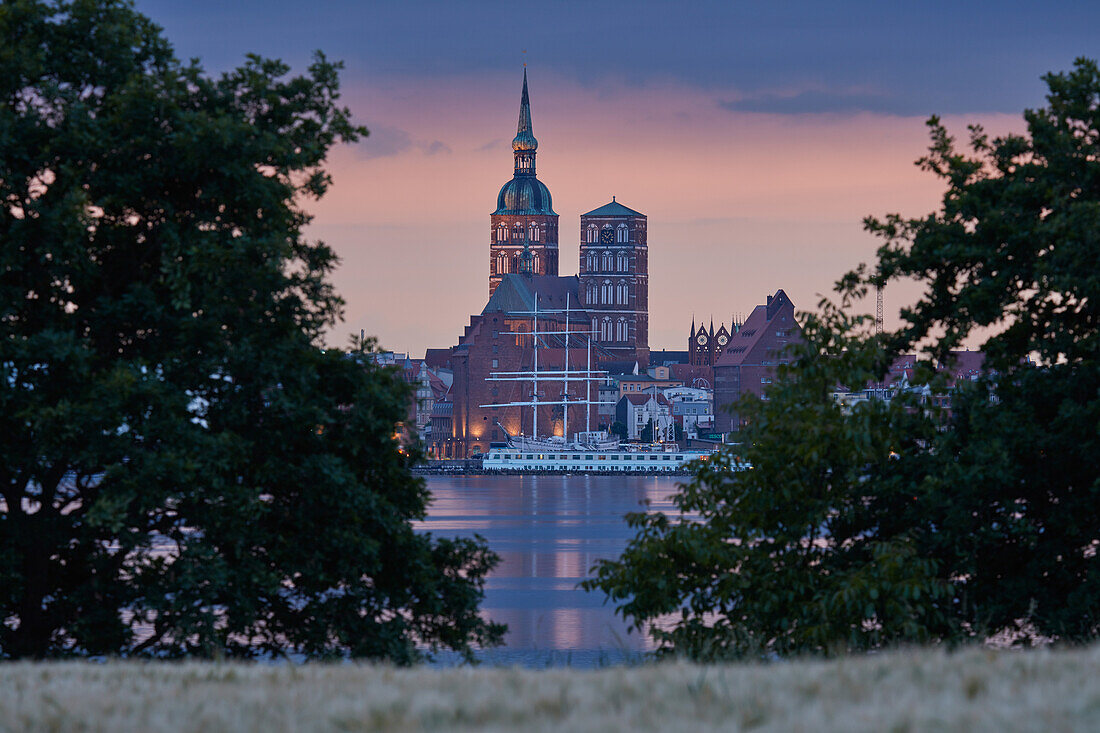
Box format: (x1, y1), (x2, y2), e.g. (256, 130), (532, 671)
(479, 289), (713, 472)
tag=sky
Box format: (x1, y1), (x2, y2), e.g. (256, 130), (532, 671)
(135, 0), (1100, 354)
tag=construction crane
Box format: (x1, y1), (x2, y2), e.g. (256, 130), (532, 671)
(875, 285), (884, 334)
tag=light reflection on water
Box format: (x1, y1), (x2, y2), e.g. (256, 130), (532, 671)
(416, 474), (689, 668)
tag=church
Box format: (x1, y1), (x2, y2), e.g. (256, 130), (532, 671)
(436, 70), (652, 458)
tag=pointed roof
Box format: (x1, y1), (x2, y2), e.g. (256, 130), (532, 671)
(582, 197), (644, 217)
(482, 274), (581, 315)
(512, 68), (537, 152)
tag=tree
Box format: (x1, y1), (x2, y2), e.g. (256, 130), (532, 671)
(610, 421), (628, 441)
(639, 419), (654, 443)
(0, 0), (503, 661)
(849, 57), (1100, 642)
(586, 58), (1100, 658)
(584, 306), (954, 659)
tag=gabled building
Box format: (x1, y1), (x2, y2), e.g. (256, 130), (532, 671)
(713, 289), (802, 433)
(615, 392), (674, 442)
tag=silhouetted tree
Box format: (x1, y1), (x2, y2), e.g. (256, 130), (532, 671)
(0, 0), (502, 661)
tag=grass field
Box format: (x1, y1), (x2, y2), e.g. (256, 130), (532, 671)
(1, 645), (1096, 732)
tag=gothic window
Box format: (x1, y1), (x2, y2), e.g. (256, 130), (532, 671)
(601, 251), (612, 271)
(497, 254), (508, 274)
(616, 253), (627, 271)
(586, 225), (597, 243)
(602, 318), (612, 341)
(617, 225), (629, 243)
(601, 280), (612, 304)
(532, 253), (539, 272)
(586, 283), (597, 305)
(617, 281), (628, 304)
(497, 224), (507, 242)
(530, 224), (540, 242)
(586, 252), (597, 272)
(592, 318), (599, 341)
(616, 318), (627, 341)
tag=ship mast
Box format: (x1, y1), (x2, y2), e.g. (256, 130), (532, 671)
(480, 293), (613, 442)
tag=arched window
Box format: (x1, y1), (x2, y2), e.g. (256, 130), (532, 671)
(602, 318), (612, 341)
(602, 251), (612, 271)
(497, 224), (507, 242)
(616, 318), (627, 341)
(586, 225), (597, 243)
(592, 318), (599, 341)
(529, 224), (539, 242)
(616, 253), (627, 271)
(532, 253), (539, 272)
(586, 252), (597, 272)
(617, 225), (629, 243)
(601, 280), (612, 304)
(617, 281), (629, 304)
(497, 254), (508, 274)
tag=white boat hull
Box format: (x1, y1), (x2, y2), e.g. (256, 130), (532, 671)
(482, 448), (743, 473)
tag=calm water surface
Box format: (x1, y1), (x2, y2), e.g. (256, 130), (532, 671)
(417, 474), (687, 667)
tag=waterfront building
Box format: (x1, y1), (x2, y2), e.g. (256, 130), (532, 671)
(615, 393), (674, 442)
(713, 289), (802, 433)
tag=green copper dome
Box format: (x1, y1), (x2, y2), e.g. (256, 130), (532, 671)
(495, 177), (555, 215)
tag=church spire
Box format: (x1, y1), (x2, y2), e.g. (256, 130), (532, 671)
(512, 69), (538, 176)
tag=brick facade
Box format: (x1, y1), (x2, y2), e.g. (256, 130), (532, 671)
(579, 199), (649, 366)
(713, 289), (802, 433)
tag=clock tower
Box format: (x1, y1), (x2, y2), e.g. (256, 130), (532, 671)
(579, 197), (649, 366)
(489, 69), (559, 297)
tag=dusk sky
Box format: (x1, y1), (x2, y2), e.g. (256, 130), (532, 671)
(137, 1), (1100, 354)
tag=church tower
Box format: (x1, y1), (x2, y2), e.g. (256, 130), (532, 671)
(579, 197), (649, 366)
(489, 70), (559, 297)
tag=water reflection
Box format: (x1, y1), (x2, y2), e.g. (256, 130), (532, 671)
(417, 474), (686, 667)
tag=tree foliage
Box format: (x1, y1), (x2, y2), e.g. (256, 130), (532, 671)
(586, 58), (1100, 658)
(0, 0), (503, 661)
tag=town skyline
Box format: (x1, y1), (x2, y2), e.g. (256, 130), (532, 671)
(136, 0), (1100, 354)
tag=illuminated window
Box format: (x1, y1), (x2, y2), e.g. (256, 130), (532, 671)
(497, 225), (507, 242)
(530, 224), (540, 242)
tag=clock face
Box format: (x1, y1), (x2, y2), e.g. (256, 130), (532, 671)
(697, 334), (708, 345)
(600, 228), (614, 244)
(717, 334), (729, 346)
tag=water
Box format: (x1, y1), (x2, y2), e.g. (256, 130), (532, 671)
(417, 474), (687, 667)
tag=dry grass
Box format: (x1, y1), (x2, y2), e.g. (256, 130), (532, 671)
(1, 646), (1098, 732)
